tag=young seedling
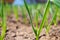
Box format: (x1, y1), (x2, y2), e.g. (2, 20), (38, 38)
(6, 3), (11, 15)
(0, 0), (7, 40)
(21, 6), (27, 24)
(13, 5), (18, 20)
(46, 0), (60, 33)
(24, 0), (50, 40)
(46, 6), (59, 34)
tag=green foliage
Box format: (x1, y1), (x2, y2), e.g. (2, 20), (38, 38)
(0, 0), (60, 40)
(5, 3), (11, 15)
(21, 6), (27, 23)
(1, 6), (6, 40)
(13, 6), (18, 20)
(24, 0), (50, 40)
(53, 0), (60, 8)
(24, 0), (37, 36)
(24, 0), (60, 40)
(0, 0), (7, 40)
(46, 6), (59, 34)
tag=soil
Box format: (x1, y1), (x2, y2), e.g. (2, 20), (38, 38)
(0, 14), (60, 40)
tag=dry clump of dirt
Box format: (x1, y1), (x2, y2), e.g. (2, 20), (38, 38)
(0, 14), (59, 40)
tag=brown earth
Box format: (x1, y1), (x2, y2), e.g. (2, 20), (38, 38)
(0, 14), (60, 40)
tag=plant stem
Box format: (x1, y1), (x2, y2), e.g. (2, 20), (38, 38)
(36, 35), (39, 40)
(24, 0), (37, 36)
(38, 0), (50, 37)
